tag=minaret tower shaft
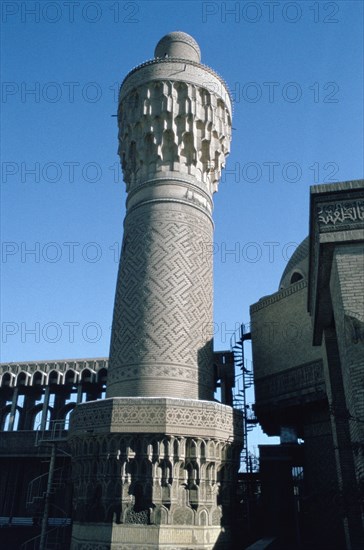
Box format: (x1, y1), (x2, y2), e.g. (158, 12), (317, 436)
(69, 32), (243, 550)
(107, 32), (232, 401)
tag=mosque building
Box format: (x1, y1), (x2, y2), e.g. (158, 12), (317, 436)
(0, 31), (363, 550)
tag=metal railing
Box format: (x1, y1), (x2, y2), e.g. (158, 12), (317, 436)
(231, 323), (258, 473)
(35, 420), (69, 446)
(26, 468), (65, 508)
(20, 518), (72, 550)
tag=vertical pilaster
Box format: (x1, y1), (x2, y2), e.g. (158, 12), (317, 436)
(8, 386), (18, 432)
(40, 386), (50, 431)
(308, 183), (364, 549)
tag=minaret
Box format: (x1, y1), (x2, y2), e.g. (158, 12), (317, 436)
(69, 32), (243, 550)
(107, 31), (231, 401)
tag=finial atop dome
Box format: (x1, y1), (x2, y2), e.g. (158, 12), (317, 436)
(154, 31), (201, 63)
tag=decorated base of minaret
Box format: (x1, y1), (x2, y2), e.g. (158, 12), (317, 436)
(68, 398), (243, 549)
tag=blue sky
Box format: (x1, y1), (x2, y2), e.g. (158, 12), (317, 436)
(1, 1), (363, 445)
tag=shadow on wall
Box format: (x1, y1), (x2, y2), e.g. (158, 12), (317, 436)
(198, 338), (215, 401)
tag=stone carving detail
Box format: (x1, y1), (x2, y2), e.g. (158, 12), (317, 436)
(69, 432), (241, 530)
(255, 360), (325, 403)
(317, 200), (364, 231)
(124, 508), (150, 524)
(107, 207), (214, 400)
(118, 80), (231, 193)
(173, 506), (194, 525)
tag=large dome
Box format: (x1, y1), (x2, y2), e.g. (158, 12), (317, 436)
(154, 31), (201, 63)
(279, 237), (309, 290)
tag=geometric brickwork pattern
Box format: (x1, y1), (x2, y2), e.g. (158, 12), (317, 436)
(106, 40), (232, 406)
(70, 398), (244, 441)
(107, 204), (214, 400)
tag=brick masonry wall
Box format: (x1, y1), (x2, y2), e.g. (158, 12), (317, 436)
(251, 283), (323, 405)
(303, 405), (346, 548)
(330, 243), (364, 506)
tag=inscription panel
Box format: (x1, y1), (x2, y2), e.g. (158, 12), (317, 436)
(255, 360), (325, 404)
(317, 200), (364, 232)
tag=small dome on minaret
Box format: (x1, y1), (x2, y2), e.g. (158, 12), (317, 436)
(154, 31), (201, 63)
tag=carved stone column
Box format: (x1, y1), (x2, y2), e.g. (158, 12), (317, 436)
(69, 32), (243, 550)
